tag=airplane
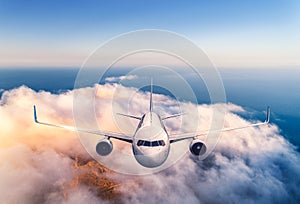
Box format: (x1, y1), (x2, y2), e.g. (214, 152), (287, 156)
(33, 80), (270, 168)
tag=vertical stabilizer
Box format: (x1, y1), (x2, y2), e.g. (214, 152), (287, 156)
(150, 78), (153, 112)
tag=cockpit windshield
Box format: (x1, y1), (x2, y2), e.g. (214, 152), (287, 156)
(137, 140), (165, 147)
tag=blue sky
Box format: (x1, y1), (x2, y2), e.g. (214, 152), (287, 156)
(0, 0), (299, 68)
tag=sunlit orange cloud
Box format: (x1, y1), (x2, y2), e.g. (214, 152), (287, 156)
(0, 84), (299, 203)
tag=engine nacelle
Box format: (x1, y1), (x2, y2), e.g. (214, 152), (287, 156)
(189, 139), (207, 156)
(96, 139), (113, 156)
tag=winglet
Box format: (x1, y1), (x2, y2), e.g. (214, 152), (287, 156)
(265, 106), (270, 123)
(33, 105), (38, 123)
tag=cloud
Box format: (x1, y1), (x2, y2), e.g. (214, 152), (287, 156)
(116, 124), (300, 203)
(105, 75), (137, 83)
(0, 85), (121, 203)
(0, 85), (299, 203)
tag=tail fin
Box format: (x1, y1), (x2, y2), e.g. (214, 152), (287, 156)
(150, 78), (153, 112)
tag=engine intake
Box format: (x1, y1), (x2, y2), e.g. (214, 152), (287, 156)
(96, 139), (113, 156)
(189, 139), (207, 156)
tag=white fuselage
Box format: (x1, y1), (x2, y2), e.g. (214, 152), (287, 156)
(132, 112), (170, 168)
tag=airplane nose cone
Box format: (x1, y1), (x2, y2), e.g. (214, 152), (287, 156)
(133, 149), (169, 168)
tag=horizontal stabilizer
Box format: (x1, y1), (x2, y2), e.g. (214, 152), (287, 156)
(117, 113), (141, 120)
(161, 113), (185, 120)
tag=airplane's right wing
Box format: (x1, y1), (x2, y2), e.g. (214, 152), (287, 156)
(169, 106), (270, 143)
(33, 105), (133, 143)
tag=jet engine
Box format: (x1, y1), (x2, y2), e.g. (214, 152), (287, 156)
(189, 139), (207, 156)
(96, 138), (113, 156)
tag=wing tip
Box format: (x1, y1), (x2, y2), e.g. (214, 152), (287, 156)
(265, 106), (270, 123)
(33, 105), (38, 123)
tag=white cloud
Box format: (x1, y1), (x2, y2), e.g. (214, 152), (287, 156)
(0, 85), (299, 203)
(105, 75), (137, 83)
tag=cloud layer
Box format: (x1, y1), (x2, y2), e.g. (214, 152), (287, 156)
(0, 85), (299, 203)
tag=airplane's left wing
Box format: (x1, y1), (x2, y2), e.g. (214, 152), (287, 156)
(33, 105), (133, 143)
(169, 106), (270, 143)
